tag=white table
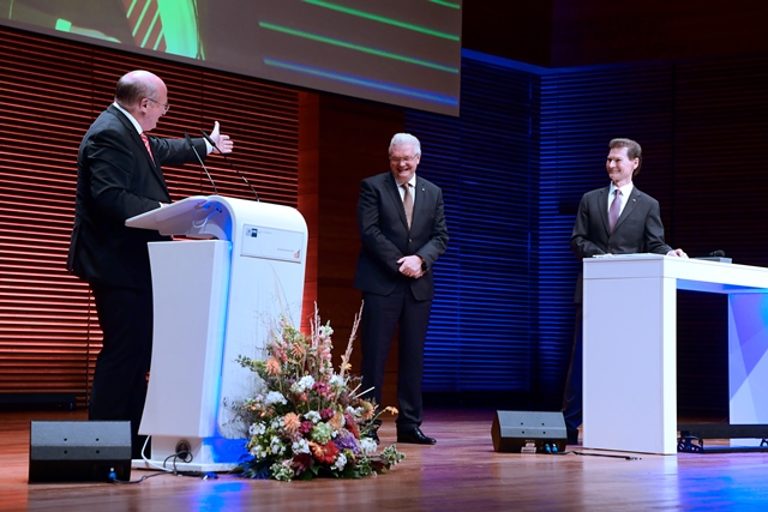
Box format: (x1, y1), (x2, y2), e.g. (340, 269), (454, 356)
(582, 254), (768, 454)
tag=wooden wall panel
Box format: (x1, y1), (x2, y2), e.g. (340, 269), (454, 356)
(0, 25), (302, 407)
(316, 95), (404, 407)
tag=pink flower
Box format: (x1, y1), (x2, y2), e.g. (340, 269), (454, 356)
(291, 343), (306, 359)
(313, 382), (332, 398)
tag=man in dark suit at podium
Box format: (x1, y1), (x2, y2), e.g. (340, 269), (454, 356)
(355, 133), (449, 445)
(67, 69), (233, 458)
(564, 137), (686, 444)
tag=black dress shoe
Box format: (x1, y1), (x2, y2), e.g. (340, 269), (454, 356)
(397, 427), (436, 445)
(566, 428), (579, 445)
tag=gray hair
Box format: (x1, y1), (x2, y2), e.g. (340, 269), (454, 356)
(389, 133), (421, 157)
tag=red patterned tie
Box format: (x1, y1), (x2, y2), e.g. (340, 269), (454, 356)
(140, 132), (154, 161)
(608, 189), (622, 233)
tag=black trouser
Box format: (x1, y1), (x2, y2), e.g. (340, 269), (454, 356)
(361, 286), (432, 431)
(90, 284), (153, 459)
(562, 305), (583, 440)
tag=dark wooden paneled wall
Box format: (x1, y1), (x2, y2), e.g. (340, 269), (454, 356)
(314, 95), (405, 407)
(0, 25), (302, 406)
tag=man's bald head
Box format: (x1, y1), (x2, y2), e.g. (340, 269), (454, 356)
(115, 70), (163, 108)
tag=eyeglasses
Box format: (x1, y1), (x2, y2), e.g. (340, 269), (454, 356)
(389, 155), (418, 164)
(146, 97), (170, 113)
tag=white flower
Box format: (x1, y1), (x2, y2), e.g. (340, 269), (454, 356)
(270, 436), (285, 455)
(251, 445), (268, 459)
(304, 410), (322, 423)
(360, 437), (378, 455)
(332, 452), (347, 471)
(329, 374), (345, 388)
(249, 422), (266, 436)
(265, 391), (287, 405)
(292, 438), (310, 454)
(291, 375), (315, 393)
(317, 323), (334, 339)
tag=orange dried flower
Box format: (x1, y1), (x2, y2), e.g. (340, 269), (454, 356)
(283, 412), (300, 434)
(266, 357), (281, 376)
(329, 410), (344, 430)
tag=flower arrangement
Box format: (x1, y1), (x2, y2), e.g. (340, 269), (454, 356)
(233, 304), (405, 481)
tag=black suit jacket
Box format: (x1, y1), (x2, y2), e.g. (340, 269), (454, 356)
(67, 105), (208, 289)
(571, 185), (672, 258)
(354, 172), (449, 301)
(570, 185), (673, 301)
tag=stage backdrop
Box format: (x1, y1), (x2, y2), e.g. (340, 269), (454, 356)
(2, 24), (767, 415)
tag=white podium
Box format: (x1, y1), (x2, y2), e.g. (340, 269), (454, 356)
(125, 195), (307, 470)
(583, 254), (768, 454)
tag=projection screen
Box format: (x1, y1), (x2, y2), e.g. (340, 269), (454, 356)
(0, 0), (462, 116)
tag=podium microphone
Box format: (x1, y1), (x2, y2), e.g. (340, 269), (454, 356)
(200, 129), (259, 201)
(184, 132), (218, 195)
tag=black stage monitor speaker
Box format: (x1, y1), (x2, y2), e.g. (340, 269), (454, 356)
(491, 411), (567, 453)
(29, 420), (132, 483)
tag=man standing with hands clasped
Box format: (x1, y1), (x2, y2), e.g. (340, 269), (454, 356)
(67, 69), (234, 458)
(564, 137), (686, 444)
(355, 133), (449, 445)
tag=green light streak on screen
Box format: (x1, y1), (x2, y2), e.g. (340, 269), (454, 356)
(54, 19), (72, 32)
(130, 0), (151, 39)
(156, 0), (201, 59)
(429, 0), (461, 9)
(141, 12), (160, 49)
(303, 0), (459, 41)
(260, 22), (458, 73)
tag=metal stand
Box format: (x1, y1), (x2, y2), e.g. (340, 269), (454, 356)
(678, 424), (768, 453)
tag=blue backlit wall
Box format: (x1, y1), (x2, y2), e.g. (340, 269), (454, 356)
(406, 51), (542, 403)
(408, 49), (768, 410)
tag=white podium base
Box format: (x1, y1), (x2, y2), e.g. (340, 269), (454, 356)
(130, 434), (245, 473)
(131, 459), (237, 473)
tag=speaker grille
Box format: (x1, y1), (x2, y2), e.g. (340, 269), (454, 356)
(29, 421), (131, 482)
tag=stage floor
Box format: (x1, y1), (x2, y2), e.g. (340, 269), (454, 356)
(2, 408), (768, 511)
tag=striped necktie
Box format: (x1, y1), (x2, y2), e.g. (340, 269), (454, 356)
(140, 132), (154, 160)
(402, 183), (413, 228)
(609, 189), (622, 233)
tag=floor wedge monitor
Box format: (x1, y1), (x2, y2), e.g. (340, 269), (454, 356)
(29, 420), (131, 482)
(491, 411), (567, 453)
